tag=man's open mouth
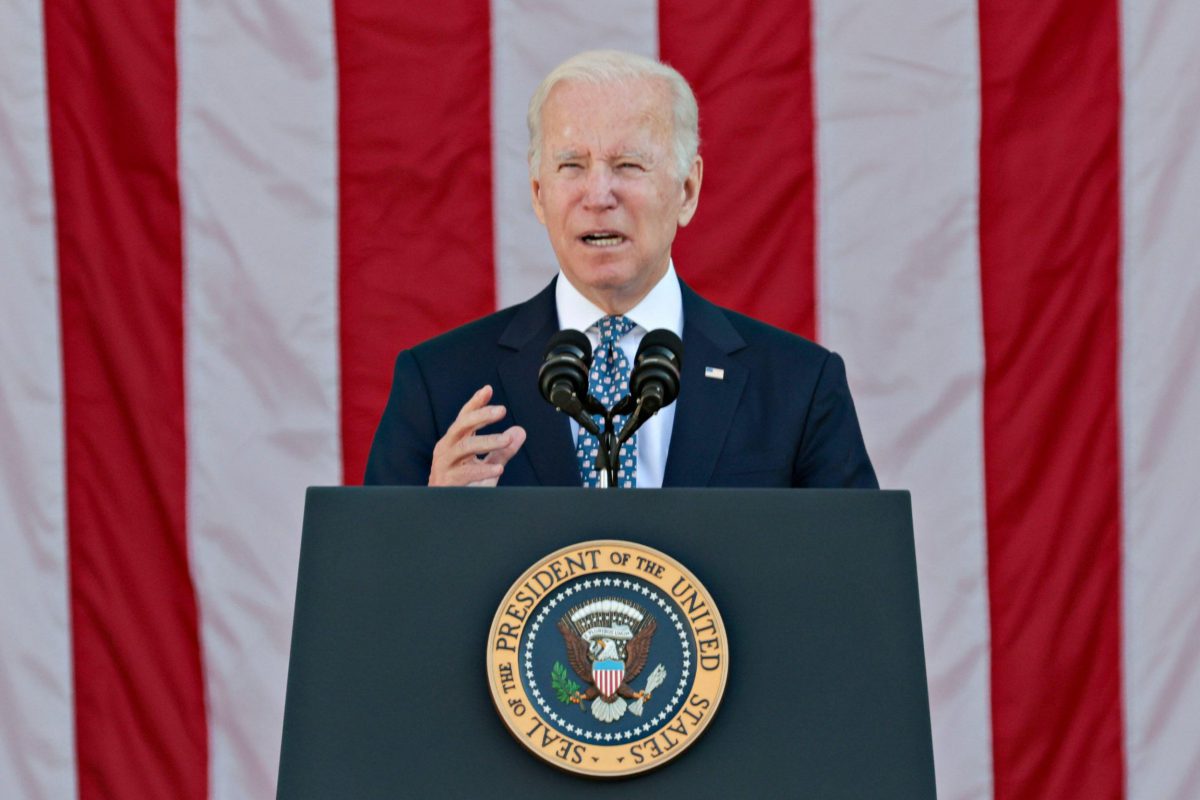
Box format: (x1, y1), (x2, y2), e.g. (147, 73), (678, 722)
(579, 231), (627, 248)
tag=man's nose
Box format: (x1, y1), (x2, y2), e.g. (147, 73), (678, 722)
(581, 166), (617, 210)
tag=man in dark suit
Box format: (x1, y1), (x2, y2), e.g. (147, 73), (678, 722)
(365, 50), (877, 490)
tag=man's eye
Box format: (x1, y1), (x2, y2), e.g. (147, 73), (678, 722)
(558, 162), (583, 171)
(616, 162), (644, 171)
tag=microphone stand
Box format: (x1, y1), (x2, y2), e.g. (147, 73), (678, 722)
(584, 394), (648, 489)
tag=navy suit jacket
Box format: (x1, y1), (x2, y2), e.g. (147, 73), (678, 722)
(364, 278), (878, 488)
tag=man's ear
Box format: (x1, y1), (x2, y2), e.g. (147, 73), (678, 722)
(677, 155), (703, 227)
(530, 176), (547, 225)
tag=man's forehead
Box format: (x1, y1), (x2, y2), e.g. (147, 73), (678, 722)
(544, 77), (671, 122)
(541, 79), (672, 148)
(549, 74), (670, 99)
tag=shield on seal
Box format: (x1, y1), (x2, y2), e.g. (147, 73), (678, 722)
(593, 660), (625, 699)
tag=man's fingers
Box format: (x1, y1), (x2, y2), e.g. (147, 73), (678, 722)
(438, 408), (506, 461)
(458, 384), (493, 415)
(454, 429), (517, 458)
(467, 428), (524, 486)
(430, 454), (503, 486)
(482, 426), (527, 467)
(453, 460), (505, 485)
(445, 384), (492, 430)
(446, 398), (506, 441)
(429, 387), (522, 487)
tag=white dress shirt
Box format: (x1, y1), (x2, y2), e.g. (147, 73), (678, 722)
(555, 262), (684, 488)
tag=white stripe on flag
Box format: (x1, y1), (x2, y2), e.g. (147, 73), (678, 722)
(1121, 1), (1200, 797)
(490, 0), (660, 309)
(0, 1), (76, 798)
(812, 2), (992, 798)
(178, 0), (341, 795)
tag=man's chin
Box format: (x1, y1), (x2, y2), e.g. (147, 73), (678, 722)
(567, 264), (639, 292)
(561, 261), (664, 313)
(571, 244), (633, 267)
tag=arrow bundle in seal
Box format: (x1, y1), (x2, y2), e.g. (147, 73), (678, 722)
(628, 664), (667, 716)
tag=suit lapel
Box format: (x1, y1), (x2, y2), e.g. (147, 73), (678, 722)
(662, 284), (748, 487)
(496, 279), (580, 486)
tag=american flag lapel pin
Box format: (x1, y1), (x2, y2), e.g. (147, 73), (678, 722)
(704, 366), (725, 380)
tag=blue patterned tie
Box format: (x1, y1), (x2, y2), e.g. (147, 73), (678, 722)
(577, 315), (637, 488)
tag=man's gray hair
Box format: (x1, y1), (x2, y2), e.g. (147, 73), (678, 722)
(526, 50), (700, 182)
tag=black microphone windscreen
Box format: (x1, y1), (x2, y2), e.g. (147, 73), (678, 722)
(631, 329), (684, 411)
(539, 329), (592, 410)
(636, 329), (683, 363)
(543, 329), (592, 363)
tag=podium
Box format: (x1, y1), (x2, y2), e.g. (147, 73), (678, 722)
(278, 487), (935, 798)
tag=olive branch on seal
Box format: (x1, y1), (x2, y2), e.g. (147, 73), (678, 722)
(551, 661), (581, 703)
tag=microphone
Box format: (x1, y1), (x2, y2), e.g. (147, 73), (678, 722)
(629, 329), (683, 415)
(538, 330), (600, 434)
(612, 329), (683, 447)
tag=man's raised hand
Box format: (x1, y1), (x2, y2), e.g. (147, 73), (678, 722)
(428, 385), (527, 487)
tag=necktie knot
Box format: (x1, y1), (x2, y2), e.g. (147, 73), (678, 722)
(596, 315), (636, 345)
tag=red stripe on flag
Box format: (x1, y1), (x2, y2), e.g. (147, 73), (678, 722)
(44, 0), (207, 797)
(336, 2), (496, 483)
(659, 0), (816, 339)
(978, 0), (1125, 797)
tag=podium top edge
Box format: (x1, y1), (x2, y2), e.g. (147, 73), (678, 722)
(305, 485), (911, 499)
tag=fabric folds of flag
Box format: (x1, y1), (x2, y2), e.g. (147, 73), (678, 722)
(1, 0), (1197, 798)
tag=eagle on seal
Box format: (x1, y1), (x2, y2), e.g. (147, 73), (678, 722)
(557, 597), (658, 723)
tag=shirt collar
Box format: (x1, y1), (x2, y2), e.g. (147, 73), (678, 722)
(555, 261), (684, 337)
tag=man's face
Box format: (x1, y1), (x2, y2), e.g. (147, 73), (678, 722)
(531, 77), (702, 314)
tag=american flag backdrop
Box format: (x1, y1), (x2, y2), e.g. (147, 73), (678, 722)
(1, 0), (1198, 798)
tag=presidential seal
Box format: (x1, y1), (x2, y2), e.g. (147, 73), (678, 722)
(486, 540), (728, 777)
